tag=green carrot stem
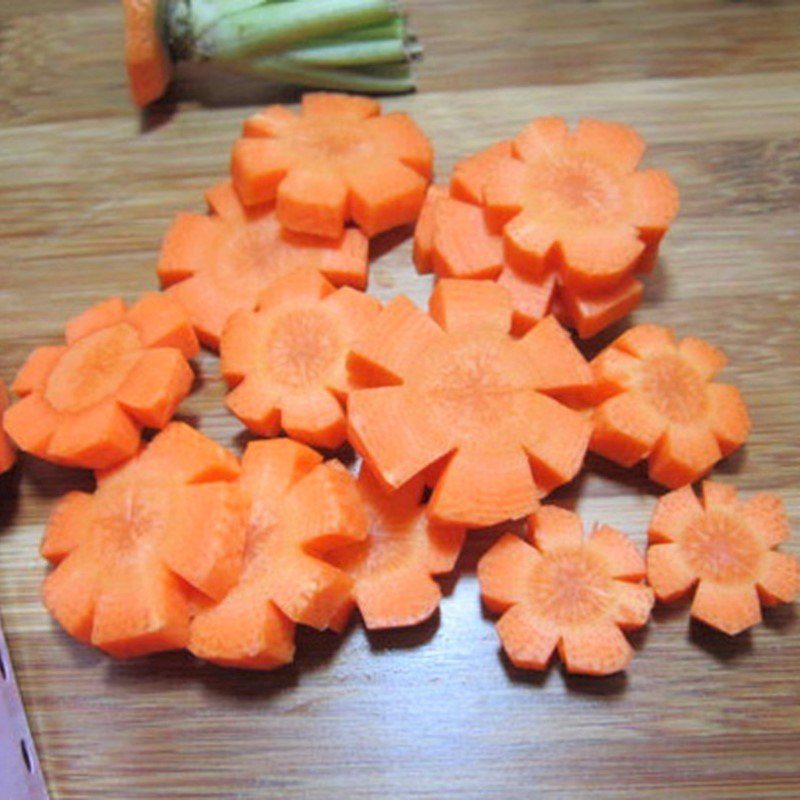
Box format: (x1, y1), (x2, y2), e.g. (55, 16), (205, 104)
(194, 0), (397, 60)
(222, 56), (415, 93)
(283, 38), (408, 67)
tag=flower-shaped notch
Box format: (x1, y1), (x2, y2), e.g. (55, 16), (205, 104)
(41, 423), (245, 658)
(414, 183), (644, 338)
(5, 293), (199, 470)
(189, 439), (368, 670)
(329, 466), (466, 630)
(159, 181), (369, 349)
(647, 482), (799, 635)
(232, 93), (433, 238)
(347, 279), (593, 528)
(483, 117), (678, 292)
(221, 268), (381, 449)
(586, 324), (751, 488)
(479, 506), (654, 675)
(0, 380), (15, 474)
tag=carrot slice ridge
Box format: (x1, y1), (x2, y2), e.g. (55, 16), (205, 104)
(0, 380), (16, 474)
(479, 507), (652, 675)
(646, 482), (799, 635)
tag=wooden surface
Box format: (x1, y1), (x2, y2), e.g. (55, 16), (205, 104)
(1, 1), (800, 797)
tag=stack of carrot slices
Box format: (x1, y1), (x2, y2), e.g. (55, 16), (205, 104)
(1, 92), (797, 679)
(416, 118), (679, 338)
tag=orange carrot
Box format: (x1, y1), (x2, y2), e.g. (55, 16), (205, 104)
(159, 180), (369, 349)
(347, 280), (592, 527)
(585, 324), (751, 488)
(221, 267), (381, 449)
(484, 117), (679, 292)
(479, 506), (653, 675)
(4, 294), (198, 470)
(647, 482), (799, 635)
(123, 0), (173, 108)
(41, 422), (245, 658)
(414, 184), (647, 338)
(189, 438), (367, 670)
(328, 466), (465, 629)
(0, 380), (16, 474)
(232, 93), (433, 238)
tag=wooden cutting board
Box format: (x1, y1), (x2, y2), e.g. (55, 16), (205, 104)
(1, 2), (799, 797)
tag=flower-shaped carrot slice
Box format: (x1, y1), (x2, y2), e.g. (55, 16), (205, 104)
(647, 482), (799, 635)
(414, 184), (644, 338)
(347, 280), (593, 528)
(4, 294), (199, 470)
(328, 466), (466, 630)
(189, 439), (367, 670)
(41, 422), (244, 658)
(159, 181), (369, 348)
(483, 117), (678, 292)
(220, 267), (381, 449)
(586, 324), (751, 488)
(479, 506), (654, 675)
(0, 380), (16, 474)
(231, 93), (433, 238)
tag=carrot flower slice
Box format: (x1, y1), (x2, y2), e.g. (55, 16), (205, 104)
(189, 439), (367, 670)
(478, 506), (653, 675)
(347, 280), (593, 527)
(40, 422), (245, 658)
(328, 467), (466, 630)
(159, 181), (369, 349)
(220, 268), (381, 449)
(0, 380), (16, 474)
(647, 482), (799, 635)
(414, 183), (644, 338)
(483, 117), (679, 292)
(585, 324), (751, 488)
(4, 294), (199, 470)
(231, 93), (433, 238)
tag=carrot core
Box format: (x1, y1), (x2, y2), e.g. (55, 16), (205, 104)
(639, 353), (706, 423)
(681, 511), (760, 583)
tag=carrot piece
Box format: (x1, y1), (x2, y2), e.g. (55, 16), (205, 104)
(347, 284), (591, 527)
(232, 93), (432, 237)
(40, 423), (246, 658)
(646, 482), (799, 634)
(0, 380), (16, 474)
(451, 140), (513, 205)
(497, 265), (557, 335)
(328, 468), (465, 629)
(480, 507), (652, 675)
(428, 279), (512, 334)
(123, 0), (172, 107)
(160, 185), (368, 349)
(558, 278), (644, 340)
(585, 324), (750, 487)
(482, 117), (678, 292)
(4, 296), (197, 469)
(220, 268), (380, 448)
(189, 440), (365, 669)
(412, 185), (448, 274)
(65, 297), (127, 345)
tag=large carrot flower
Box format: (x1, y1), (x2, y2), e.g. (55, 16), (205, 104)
(347, 279), (593, 528)
(41, 423), (245, 658)
(586, 324), (750, 488)
(159, 181), (368, 349)
(231, 93), (433, 238)
(483, 117), (679, 292)
(648, 482), (799, 635)
(4, 294), (199, 470)
(189, 439), (367, 670)
(479, 506), (654, 675)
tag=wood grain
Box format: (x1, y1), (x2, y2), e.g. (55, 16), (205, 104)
(1, 2), (800, 798)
